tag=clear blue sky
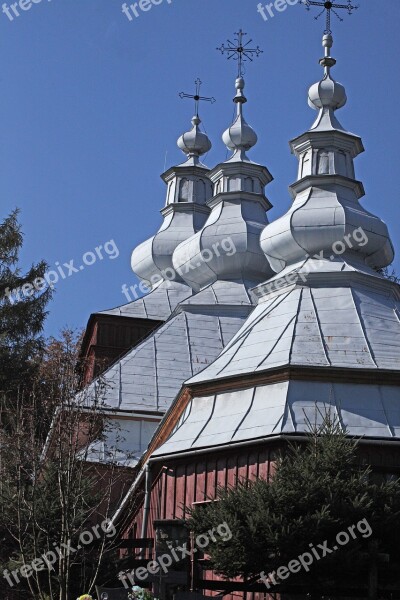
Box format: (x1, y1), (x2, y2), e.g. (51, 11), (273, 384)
(1, 0), (399, 337)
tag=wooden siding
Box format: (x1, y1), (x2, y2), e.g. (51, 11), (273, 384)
(120, 440), (400, 599)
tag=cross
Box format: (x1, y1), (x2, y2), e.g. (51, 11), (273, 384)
(301, 0), (358, 34)
(217, 29), (263, 78)
(179, 79), (216, 117)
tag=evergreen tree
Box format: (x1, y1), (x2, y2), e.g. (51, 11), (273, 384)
(188, 413), (400, 598)
(0, 209), (51, 394)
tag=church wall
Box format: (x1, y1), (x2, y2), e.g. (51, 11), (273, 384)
(120, 441), (400, 598)
(124, 443), (280, 538)
(124, 441), (400, 537)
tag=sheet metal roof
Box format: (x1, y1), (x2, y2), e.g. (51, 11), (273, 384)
(99, 280), (193, 321)
(154, 380), (400, 457)
(81, 418), (159, 467)
(92, 284), (253, 413)
(188, 277), (400, 385)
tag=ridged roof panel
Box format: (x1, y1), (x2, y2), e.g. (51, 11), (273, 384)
(188, 282), (400, 385)
(154, 380), (400, 457)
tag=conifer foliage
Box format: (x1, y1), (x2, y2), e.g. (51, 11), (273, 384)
(0, 209), (51, 393)
(188, 414), (400, 597)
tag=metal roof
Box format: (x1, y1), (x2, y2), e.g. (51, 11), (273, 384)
(99, 280), (193, 321)
(154, 380), (400, 457)
(188, 275), (400, 385)
(92, 286), (253, 413)
(80, 418), (159, 467)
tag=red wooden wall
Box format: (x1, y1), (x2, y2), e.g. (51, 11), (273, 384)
(120, 439), (400, 599)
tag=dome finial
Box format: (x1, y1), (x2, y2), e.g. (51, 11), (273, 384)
(301, 1), (359, 130)
(222, 77), (257, 160)
(177, 79), (215, 164)
(300, 0), (359, 36)
(218, 30), (262, 160)
(179, 78), (216, 118)
(308, 33), (347, 112)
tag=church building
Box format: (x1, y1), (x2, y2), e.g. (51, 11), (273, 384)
(78, 59), (276, 469)
(104, 23), (400, 600)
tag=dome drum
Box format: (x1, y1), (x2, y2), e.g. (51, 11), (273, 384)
(163, 167), (214, 206)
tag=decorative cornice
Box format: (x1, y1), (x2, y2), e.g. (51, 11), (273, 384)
(207, 190), (272, 212)
(208, 160), (273, 186)
(189, 365), (400, 396)
(160, 203), (210, 217)
(289, 174), (365, 200)
(161, 163), (210, 183)
(251, 269), (400, 303)
(290, 129), (364, 158)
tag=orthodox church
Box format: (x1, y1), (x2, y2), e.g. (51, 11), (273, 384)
(91, 26), (400, 600)
(78, 61), (278, 469)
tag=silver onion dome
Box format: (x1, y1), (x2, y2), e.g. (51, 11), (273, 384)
(177, 115), (212, 160)
(222, 77), (258, 158)
(308, 34), (347, 111)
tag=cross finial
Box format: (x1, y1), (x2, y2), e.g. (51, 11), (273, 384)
(179, 79), (216, 117)
(301, 0), (358, 34)
(217, 29), (263, 78)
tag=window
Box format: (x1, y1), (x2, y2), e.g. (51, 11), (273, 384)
(178, 178), (189, 202)
(318, 151), (330, 175)
(196, 179), (206, 203)
(244, 177), (253, 192)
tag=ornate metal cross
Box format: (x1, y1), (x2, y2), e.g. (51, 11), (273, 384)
(179, 79), (215, 116)
(301, 0), (358, 34)
(217, 29), (263, 78)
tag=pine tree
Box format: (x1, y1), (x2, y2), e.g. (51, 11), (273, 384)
(188, 413), (400, 598)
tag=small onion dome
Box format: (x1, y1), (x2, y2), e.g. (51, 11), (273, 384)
(308, 74), (347, 110)
(308, 33), (347, 111)
(177, 115), (212, 157)
(222, 78), (258, 152)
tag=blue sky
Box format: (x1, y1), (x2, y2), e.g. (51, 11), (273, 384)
(1, 0), (399, 337)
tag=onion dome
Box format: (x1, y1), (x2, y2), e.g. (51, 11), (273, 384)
(308, 34), (347, 111)
(177, 115), (212, 163)
(131, 116), (213, 289)
(222, 77), (258, 161)
(172, 77), (274, 292)
(260, 33), (394, 275)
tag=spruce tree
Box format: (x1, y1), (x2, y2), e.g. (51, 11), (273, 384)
(188, 413), (400, 598)
(0, 209), (51, 394)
